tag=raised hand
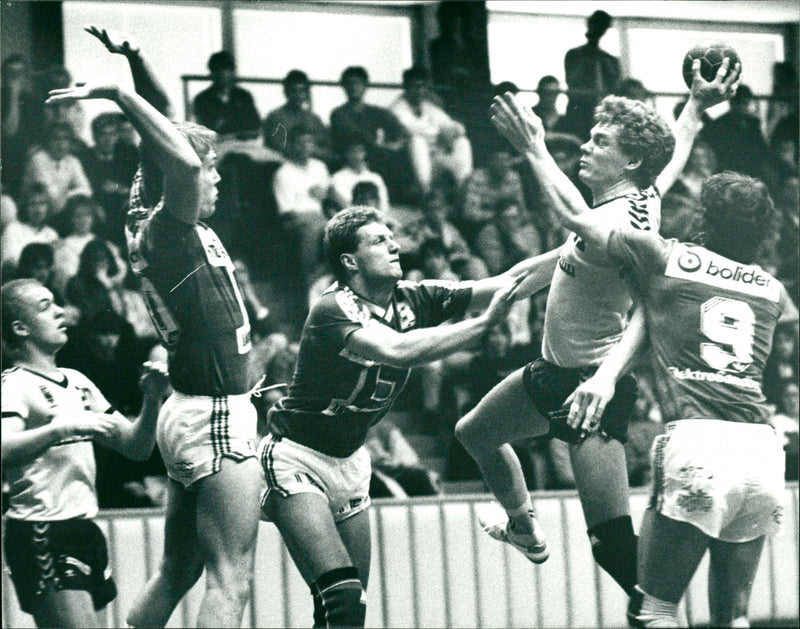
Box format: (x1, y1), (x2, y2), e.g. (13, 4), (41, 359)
(485, 273), (525, 325)
(85, 25), (141, 57)
(688, 57), (742, 111)
(490, 92), (546, 155)
(139, 360), (170, 399)
(46, 83), (119, 104)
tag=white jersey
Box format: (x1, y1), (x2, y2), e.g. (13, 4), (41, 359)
(1, 367), (112, 520)
(542, 187), (661, 368)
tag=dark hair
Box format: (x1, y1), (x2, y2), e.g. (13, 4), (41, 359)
(537, 75), (559, 91)
(493, 80), (520, 97)
(351, 181), (380, 206)
(77, 238), (118, 279)
(61, 194), (101, 232)
(1, 278), (41, 353)
(208, 50), (235, 73)
(699, 171), (777, 263)
(15, 243), (54, 278)
(587, 10), (612, 31)
(44, 120), (74, 143)
(324, 206), (385, 283)
(402, 65), (430, 85)
(593, 96), (675, 188)
(18, 182), (51, 224)
(341, 66), (368, 84)
(90, 112), (120, 140)
(419, 237), (448, 260)
(283, 69), (310, 91)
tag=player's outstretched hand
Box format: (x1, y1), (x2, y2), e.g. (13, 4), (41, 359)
(85, 25), (141, 57)
(688, 57), (741, 111)
(139, 360), (170, 399)
(484, 274), (525, 326)
(46, 83), (119, 104)
(490, 92), (545, 155)
(562, 373), (616, 437)
(56, 412), (118, 445)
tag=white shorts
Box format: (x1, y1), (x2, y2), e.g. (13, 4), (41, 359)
(258, 434), (371, 523)
(157, 391), (257, 488)
(650, 419), (785, 542)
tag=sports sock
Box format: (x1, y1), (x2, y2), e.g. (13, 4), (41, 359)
(588, 515), (638, 595)
(629, 586), (679, 628)
(506, 495), (534, 535)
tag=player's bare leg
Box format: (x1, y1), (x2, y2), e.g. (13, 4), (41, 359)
(569, 433), (637, 593)
(127, 479), (204, 627)
(195, 457), (261, 628)
(708, 536), (765, 627)
(33, 590), (99, 629)
(266, 492), (368, 626)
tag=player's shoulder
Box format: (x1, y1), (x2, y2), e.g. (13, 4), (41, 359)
(317, 283), (373, 325)
(1, 366), (25, 386)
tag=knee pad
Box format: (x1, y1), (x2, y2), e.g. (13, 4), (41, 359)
(311, 566), (366, 628)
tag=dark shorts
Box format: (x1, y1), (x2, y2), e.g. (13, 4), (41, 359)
(3, 518), (117, 614)
(522, 357), (637, 444)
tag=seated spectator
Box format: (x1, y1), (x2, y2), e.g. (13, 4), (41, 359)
(406, 237), (460, 284)
(365, 419), (441, 498)
(78, 112), (138, 247)
(476, 199), (543, 276)
(772, 381), (799, 481)
(774, 170), (799, 303)
(272, 124), (332, 300)
(764, 322), (800, 404)
(1, 182), (18, 234)
(233, 257), (271, 334)
(38, 64), (87, 150)
(52, 195), (111, 293)
(329, 140), (389, 213)
(0, 183), (59, 272)
(22, 120), (92, 216)
(391, 65), (473, 195)
(533, 75), (563, 133)
(330, 65), (413, 202)
(193, 50), (260, 139)
(614, 77), (652, 104)
(65, 237), (127, 325)
(262, 69), (333, 164)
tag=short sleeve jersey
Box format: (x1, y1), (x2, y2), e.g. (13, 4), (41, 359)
(1, 367), (112, 520)
(126, 175), (251, 396)
(608, 229), (783, 424)
(268, 280), (472, 457)
(542, 187), (661, 367)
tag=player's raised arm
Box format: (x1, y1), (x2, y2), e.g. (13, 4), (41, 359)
(47, 82), (203, 223)
(656, 56), (741, 193)
(345, 276), (521, 368)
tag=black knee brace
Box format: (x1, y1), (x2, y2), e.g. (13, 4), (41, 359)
(311, 566), (366, 628)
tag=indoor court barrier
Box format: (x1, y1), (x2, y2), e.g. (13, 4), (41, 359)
(3, 483), (798, 628)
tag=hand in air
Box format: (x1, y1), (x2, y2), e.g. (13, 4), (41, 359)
(562, 373), (616, 437)
(485, 274), (526, 325)
(85, 25), (141, 57)
(490, 92), (545, 155)
(139, 360), (170, 398)
(46, 82), (119, 104)
(689, 57), (742, 111)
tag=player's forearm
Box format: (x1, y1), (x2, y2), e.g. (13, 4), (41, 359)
(112, 393), (162, 462)
(389, 315), (493, 366)
(594, 306), (648, 383)
(469, 248), (558, 307)
(1, 424), (72, 468)
(126, 51), (173, 117)
(113, 88), (201, 176)
(657, 96), (704, 194)
(526, 142), (590, 217)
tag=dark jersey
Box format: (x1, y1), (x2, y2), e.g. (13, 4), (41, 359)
(268, 280), (472, 457)
(608, 229), (784, 425)
(126, 175), (251, 396)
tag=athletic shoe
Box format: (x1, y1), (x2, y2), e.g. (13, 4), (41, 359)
(477, 502), (550, 564)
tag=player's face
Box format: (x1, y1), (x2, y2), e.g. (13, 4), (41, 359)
(578, 124), (636, 190)
(198, 150), (221, 219)
(17, 284), (68, 350)
(353, 222), (402, 281)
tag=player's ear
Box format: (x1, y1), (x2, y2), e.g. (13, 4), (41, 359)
(624, 154), (643, 173)
(11, 319), (30, 339)
(340, 253), (357, 273)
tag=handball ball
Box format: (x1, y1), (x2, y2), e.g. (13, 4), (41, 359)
(682, 43), (741, 88)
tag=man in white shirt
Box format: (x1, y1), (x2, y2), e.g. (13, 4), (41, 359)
(391, 65), (473, 194)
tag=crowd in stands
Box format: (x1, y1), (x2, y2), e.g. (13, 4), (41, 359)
(2, 14), (798, 506)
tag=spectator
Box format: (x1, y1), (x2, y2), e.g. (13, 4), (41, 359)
(1, 55), (38, 198)
(391, 65), (473, 195)
(0, 183), (59, 272)
(65, 238), (127, 325)
(560, 10), (621, 140)
(272, 124), (332, 300)
(614, 77), (651, 104)
(233, 257), (271, 334)
(52, 195), (108, 293)
(532, 75), (563, 133)
(772, 381), (799, 481)
(39, 64), (87, 149)
(773, 170), (799, 303)
(764, 323), (800, 404)
(78, 112), (138, 247)
(12, 243), (68, 315)
(193, 51), (260, 139)
(365, 420), (441, 498)
(262, 69), (333, 164)
(703, 85), (774, 185)
(22, 121), (92, 216)
(329, 140), (389, 214)
(330, 66), (412, 201)
(1, 182), (18, 234)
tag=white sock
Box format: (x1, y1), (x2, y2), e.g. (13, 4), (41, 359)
(636, 588), (680, 628)
(730, 617), (749, 628)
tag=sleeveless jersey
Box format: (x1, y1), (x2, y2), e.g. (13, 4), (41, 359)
(268, 280), (472, 457)
(608, 229), (784, 424)
(543, 187), (661, 367)
(126, 173), (251, 396)
(1, 367), (112, 520)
